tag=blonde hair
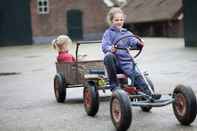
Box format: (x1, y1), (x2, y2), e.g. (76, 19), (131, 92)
(106, 7), (125, 25)
(52, 35), (72, 51)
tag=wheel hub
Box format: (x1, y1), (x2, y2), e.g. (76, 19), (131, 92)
(84, 88), (92, 109)
(54, 79), (59, 98)
(175, 93), (187, 116)
(112, 98), (121, 123)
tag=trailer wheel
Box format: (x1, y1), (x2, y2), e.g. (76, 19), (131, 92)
(110, 89), (132, 131)
(83, 81), (99, 116)
(172, 84), (197, 125)
(54, 73), (66, 103)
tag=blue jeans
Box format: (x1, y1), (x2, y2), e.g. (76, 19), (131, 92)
(104, 52), (151, 95)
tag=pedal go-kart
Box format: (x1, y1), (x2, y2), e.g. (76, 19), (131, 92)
(82, 36), (197, 131)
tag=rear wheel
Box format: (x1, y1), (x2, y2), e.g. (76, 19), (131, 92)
(83, 81), (99, 116)
(172, 84), (197, 125)
(110, 89), (132, 131)
(54, 73), (66, 103)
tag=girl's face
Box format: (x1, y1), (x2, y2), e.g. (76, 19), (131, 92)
(112, 12), (125, 29)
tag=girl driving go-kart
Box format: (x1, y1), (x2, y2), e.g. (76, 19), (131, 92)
(101, 7), (160, 99)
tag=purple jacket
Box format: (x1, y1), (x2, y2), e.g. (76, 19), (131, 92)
(102, 26), (141, 62)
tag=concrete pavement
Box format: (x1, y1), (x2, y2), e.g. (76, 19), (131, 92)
(0, 38), (197, 131)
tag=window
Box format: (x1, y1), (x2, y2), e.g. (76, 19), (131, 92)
(37, 0), (49, 14)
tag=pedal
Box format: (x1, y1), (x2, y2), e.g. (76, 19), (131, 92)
(151, 94), (162, 100)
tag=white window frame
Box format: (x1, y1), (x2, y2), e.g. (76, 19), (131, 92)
(37, 0), (49, 15)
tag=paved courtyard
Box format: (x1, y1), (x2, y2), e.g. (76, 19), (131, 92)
(0, 38), (197, 131)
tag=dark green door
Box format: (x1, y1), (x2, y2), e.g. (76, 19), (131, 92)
(67, 10), (83, 40)
(184, 0), (197, 47)
(0, 0), (32, 46)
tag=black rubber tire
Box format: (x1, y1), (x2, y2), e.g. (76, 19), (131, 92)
(54, 73), (66, 103)
(83, 81), (99, 116)
(140, 76), (154, 112)
(172, 84), (197, 125)
(110, 89), (132, 131)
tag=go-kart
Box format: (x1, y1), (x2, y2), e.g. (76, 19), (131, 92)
(82, 35), (197, 131)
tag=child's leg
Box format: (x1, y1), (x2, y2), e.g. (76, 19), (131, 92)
(120, 61), (151, 95)
(104, 52), (120, 91)
(133, 74), (152, 95)
(120, 61), (161, 99)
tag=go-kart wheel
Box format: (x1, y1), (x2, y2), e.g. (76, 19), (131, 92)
(110, 89), (132, 131)
(83, 81), (99, 116)
(54, 73), (66, 103)
(172, 84), (197, 125)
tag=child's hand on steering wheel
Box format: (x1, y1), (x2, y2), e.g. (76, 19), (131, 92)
(138, 39), (144, 50)
(111, 45), (117, 53)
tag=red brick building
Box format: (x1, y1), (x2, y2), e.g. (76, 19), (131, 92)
(30, 0), (183, 44)
(0, 0), (183, 45)
(30, 0), (108, 44)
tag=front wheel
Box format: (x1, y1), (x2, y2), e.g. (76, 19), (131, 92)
(172, 84), (197, 125)
(110, 89), (132, 131)
(83, 81), (99, 116)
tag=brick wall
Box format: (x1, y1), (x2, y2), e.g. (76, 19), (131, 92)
(30, 0), (108, 43)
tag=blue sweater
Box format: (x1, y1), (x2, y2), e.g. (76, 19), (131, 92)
(102, 26), (141, 62)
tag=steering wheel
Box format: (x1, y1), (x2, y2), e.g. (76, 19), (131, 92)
(113, 34), (143, 58)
